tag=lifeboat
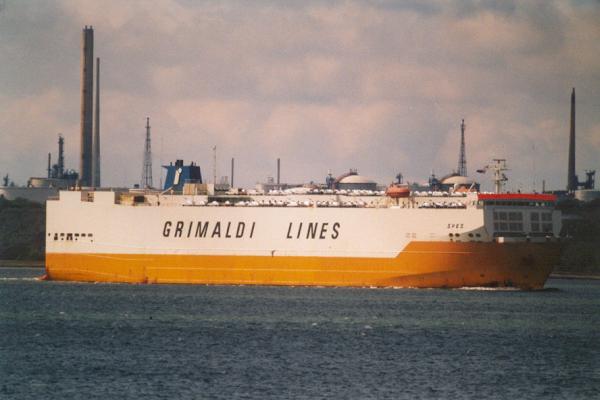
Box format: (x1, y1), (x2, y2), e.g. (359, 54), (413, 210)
(386, 184), (410, 198)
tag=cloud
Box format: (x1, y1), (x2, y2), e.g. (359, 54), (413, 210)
(0, 0), (599, 191)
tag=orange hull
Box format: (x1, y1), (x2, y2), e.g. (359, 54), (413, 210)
(45, 241), (560, 289)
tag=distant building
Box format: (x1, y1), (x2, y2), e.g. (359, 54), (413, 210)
(0, 135), (78, 203)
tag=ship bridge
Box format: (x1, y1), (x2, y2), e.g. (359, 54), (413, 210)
(478, 193), (560, 240)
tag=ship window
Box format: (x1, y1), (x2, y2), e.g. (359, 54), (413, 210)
(508, 212), (522, 221)
(498, 211), (507, 220)
(541, 213), (552, 221)
(449, 233), (454, 237)
(531, 223), (540, 232)
(53, 234), (58, 241)
(475, 233), (481, 237)
(60, 233), (65, 236)
(499, 223), (508, 231)
(81, 233), (86, 237)
(66, 233), (73, 240)
(468, 233), (473, 237)
(509, 223), (523, 231)
(75, 233), (79, 237)
(88, 233), (93, 237)
(542, 223), (553, 233)
(531, 212), (539, 221)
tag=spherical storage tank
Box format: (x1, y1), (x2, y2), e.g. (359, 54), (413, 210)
(337, 174), (377, 191)
(439, 174), (478, 191)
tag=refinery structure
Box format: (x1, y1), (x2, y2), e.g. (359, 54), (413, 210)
(564, 88), (597, 202)
(1, 26), (598, 208)
(1, 26), (101, 202)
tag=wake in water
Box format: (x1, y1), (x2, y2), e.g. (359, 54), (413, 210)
(0, 277), (40, 282)
(457, 286), (561, 292)
(456, 286), (520, 291)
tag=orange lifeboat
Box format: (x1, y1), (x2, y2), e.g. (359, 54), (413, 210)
(386, 184), (410, 198)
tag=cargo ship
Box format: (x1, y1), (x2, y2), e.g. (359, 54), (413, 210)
(45, 172), (562, 289)
(42, 27), (565, 289)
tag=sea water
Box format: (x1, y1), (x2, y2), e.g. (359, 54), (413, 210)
(1, 268), (599, 399)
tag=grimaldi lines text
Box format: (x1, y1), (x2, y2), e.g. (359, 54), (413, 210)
(45, 190), (562, 289)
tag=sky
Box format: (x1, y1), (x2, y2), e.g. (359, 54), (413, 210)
(0, 0), (599, 192)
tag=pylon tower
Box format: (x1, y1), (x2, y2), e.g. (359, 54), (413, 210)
(142, 117), (153, 188)
(457, 119), (467, 176)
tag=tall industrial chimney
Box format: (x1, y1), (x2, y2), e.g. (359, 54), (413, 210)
(567, 88), (577, 191)
(47, 153), (52, 179)
(79, 26), (94, 187)
(58, 134), (65, 178)
(92, 57), (101, 187)
(231, 158), (235, 188)
(277, 158), (281, 186)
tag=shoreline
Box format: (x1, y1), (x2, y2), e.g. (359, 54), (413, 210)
(0, 260), (44, 268)
(549, 272), (600, 280)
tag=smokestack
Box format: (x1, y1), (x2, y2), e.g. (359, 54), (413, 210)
(231, 158), (234, 188)
(79, 26), (94, 187)
(58, 134), (65, 179)
(277, 158), (280, 186)
(92, 57), (101, 187)
(47, 153), (52, 179)
(567, 88), (577, 191)
(542, 179), (546, 193)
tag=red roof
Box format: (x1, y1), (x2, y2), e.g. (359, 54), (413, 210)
(478, 193), (556, 202)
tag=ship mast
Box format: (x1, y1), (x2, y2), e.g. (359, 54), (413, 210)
(213, 146), (217, 184)
(477, 159), (509, 193)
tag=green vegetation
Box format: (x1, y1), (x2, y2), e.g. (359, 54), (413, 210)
(0, 197), (45, 260)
